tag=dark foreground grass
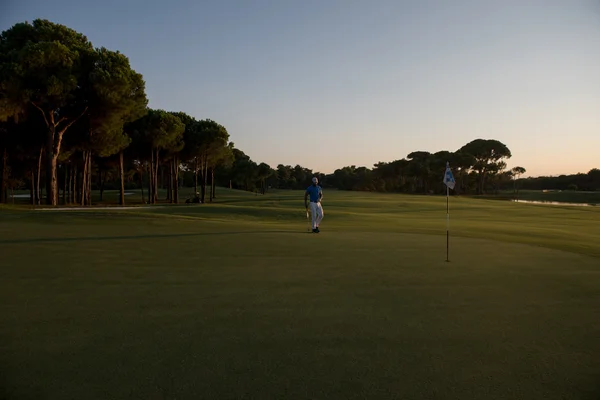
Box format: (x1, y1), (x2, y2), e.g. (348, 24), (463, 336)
(1, 190), (600, 399)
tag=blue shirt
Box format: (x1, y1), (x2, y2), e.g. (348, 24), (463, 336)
(306, 185), (322, 202)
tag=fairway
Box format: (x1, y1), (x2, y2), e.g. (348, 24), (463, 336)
(1, 190), (600, 399)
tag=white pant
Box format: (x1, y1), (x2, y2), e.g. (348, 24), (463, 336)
(309, 201), (324, 229)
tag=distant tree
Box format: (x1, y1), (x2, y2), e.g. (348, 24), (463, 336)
(257, 162), (272, 194)
(453, 151), (476, 194)
(588, 168), (600, 191)
(209, 143), (233, 200)
(511, 166), (526, 198)
(205, 125), (231, 201)
(406, 151), (431, 193)
(332, 165), (373, 191)
(228, 148), (258, 191)
(90, 48), (147, 205)
(459, 139), (512, 194)
(127, 109), (184, 204)
(0, 122), (8, 203)
(172, 112), (201, 197)
(65, 47), (148, 205)
(196, 119), (229, 203)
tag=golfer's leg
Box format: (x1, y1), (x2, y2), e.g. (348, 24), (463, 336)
(316, 204), (324, 227)
(310, 202), (318, 229)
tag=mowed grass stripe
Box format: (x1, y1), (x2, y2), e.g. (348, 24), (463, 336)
(2, 190), (599, 257)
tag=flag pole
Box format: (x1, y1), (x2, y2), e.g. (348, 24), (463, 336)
(443, 161), (454, 263)
(446, 183), (450, 262)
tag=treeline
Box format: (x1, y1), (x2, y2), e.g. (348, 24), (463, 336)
(0, 19), (345, 205)
(4, 19), (590, 205)
(0, 19), (277, 205)
(328, 139), (522, 195)
(326, 151), (600, 195)
(518, 169), (600, 192)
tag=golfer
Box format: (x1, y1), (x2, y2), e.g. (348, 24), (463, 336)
(305, 177), (324, 233)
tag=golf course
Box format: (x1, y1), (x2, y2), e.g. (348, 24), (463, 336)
(1, 189), (599, 399)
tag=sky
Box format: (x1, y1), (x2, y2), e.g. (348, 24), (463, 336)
(2, 0), (599, 177)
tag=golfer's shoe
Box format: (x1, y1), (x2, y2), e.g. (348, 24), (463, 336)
(312, 228), (319, 233)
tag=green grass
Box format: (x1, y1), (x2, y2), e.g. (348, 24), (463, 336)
(1, 190), (600, 399)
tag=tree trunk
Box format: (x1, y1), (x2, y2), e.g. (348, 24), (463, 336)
(30, 169), (35, 205)
(194, 157), (198, 195)
(200, 158), (208, 203)
(83, 152), (90, 206)
(173, 156), (179, 204)
(44, 124), (54, 205)
(119, 152), (125, 206)
(72, 165), (77, 204)
(49, 144), (66, 205)
(63, 164), (67, 205)
(81, 152), (88, 206)
(204, 160), (208, 202)
(36, 148), (43, 205)
(147, 160), (152, 204)
(210, 167), (215, 202)
(99, 167), (104, 202)
(67, 165), (72, 204)
(139, 168), (145, 204)
(154, 149), (160, 204)
(479, 171), (486, 195)
(0, 146), (6, 204)
(44, 122), (63, 206)
(149, 152), (155, 204)
(75, 168), (79, 204)
(34, 105), (87, 206)
(160, 165), (164, 190)
(87, 153), (92, 206)
(167, 159), (173, 203)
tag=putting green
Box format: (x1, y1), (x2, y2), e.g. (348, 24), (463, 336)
(1, 191), (599, 399)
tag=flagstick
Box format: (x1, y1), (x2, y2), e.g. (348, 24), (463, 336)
(446, 184), (450, 262)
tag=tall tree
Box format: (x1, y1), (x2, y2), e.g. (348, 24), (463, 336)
(511, 166), (526, 198)
(452, 151), (476, 194)
(196, 119), (229, 203)
(171, 112), (199, 201)
(151, 111), (184, 203)
(459, 139), (512, 194)
(208, 143), (233, 201)
(0, 19), (95, 205)
(406, 151), (431, 193)
(86, 48), (148, 205)
(0, 121), (10, 203)
(257, 162), (272, 195)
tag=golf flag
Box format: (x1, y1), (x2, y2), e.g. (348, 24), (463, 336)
(443, 162), (455, 190)
(443, 162), (454, 262)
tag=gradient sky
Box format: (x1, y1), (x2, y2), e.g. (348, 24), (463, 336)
(2, 0), (599, 176)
